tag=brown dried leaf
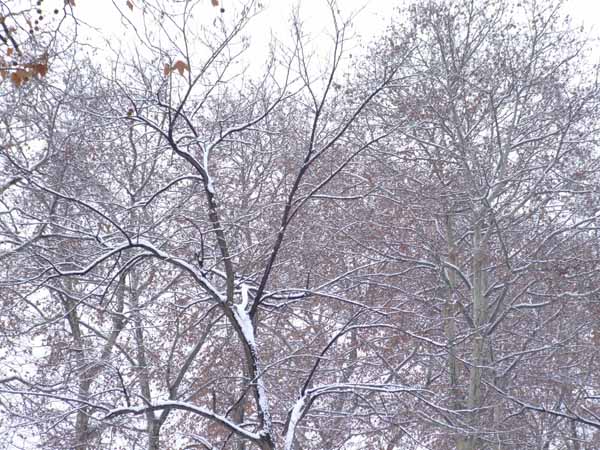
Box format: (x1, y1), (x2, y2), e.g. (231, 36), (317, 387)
(65, 0), (75, 6)
(34, 63), (48, 77)
(7, 48), (13, 57)
(126, 0), (133, 10)
(211, 0), (219, 6)
(173, 60), (189, 76)
(163, 63), (171, 76)
(10, 70), (25, 87)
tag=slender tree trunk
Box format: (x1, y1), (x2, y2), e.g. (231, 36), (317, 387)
(147, 421), (161, 450)
(61, 280), (94, 450)
(130, 275), (160, 450)
(444, 214), (460, 410)
(459, 219), (489, 450)
(74, 379), (93, 449)
(444, 214), (469, 450)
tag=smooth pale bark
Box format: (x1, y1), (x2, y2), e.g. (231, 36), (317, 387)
(443, 213), (471, 450)
(130, 274), (161, 450)
(458, 220), (489, 450)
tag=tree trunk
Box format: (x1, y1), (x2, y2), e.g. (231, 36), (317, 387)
(458, 219), (489, 450)
(444, 214), (461, 411)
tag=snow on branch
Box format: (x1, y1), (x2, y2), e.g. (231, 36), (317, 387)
(104, 401), (263, 443)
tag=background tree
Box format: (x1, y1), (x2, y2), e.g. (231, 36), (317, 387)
(357, 0), (600, 448)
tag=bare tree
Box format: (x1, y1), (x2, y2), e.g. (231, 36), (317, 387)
(1, 1), (415, 449)
(357, 0), (600, 448)
(2, 0), (600, 449)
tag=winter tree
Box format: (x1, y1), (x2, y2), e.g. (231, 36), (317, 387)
(1, 0), (599, 449)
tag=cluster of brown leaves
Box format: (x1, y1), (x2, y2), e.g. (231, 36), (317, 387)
(163, 60), (189, 77)
(0, 0), (63, 88)
(0, 52), (49, 87)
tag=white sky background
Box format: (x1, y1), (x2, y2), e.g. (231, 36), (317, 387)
(69, 0), (600, 75)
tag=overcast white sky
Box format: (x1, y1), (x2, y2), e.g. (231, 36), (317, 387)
(73, 0), (600, 70)
(77, 0), (600, 35)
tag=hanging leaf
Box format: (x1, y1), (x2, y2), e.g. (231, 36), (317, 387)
(7, 48), (13, 57)
(173, 60), (189, 76)
(211, 0), (219, 6)
(126, 0), (134, 10)
(33, 63), (48, 77)
(10, 70), (26, 87)
(65, 0), (76, 6)
(20, 61), (48, 78)
(163, 63), (171, 76)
